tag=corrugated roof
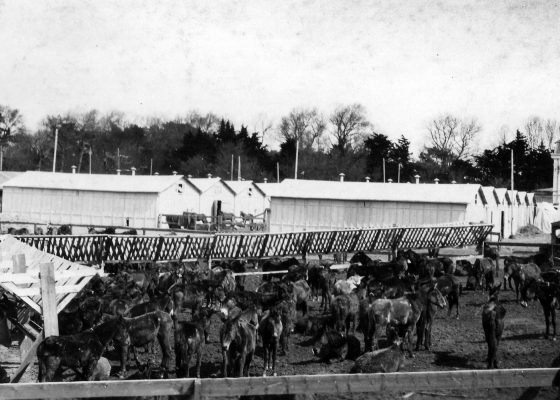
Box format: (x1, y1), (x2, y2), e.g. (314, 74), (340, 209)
(270, 179), (483, 204)
(187, 177), (234, 194)
(3, 171), (186, 193)
(224, 180), (265, 196)
(0, 171), (23, 189)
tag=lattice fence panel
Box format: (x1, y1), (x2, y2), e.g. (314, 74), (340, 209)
(16, 224), (493, 263)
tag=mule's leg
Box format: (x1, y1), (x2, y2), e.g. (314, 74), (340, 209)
(195, 349), (202, 379)
(118, 343), (129, 377)
(221, 350), (228, 377)
(415, 317), (425, 352)
(406, 325), (415, 357)
(84, 358), (99, 381)
(237, 352), (247, 377)
(184, 353), (191, 378)
(244, 351), (253, 377)
(551, 303), (557, 340)
(272, 341), (278, 376)
(262, 343), (268, 376)
(425, 320), (433, 350)
(544, 304), (551, 339)
(158, 328), (172, 371)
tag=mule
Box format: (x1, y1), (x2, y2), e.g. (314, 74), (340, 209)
(258, 308), (283, 376)
(220, 308), (258, 377)
(482, 284), (506, 369)
(37, 316), (127, 382)
(115, 311), (173, 378)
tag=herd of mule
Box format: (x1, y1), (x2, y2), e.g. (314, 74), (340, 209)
(2, 240), (558, 383)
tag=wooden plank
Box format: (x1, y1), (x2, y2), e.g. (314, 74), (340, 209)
(0, 368), (558, 399)
(486, 241), (551, 247)
(0, 283), (41, 314)
(1, 377), (195, 398)
(8, 284), (86, 297)
(10, 332), (43, 383)
(39, 263), (58, 337)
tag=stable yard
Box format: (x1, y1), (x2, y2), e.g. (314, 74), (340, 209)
(1, 233), (559, 399)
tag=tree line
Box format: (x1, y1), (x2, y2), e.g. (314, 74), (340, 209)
(0, 104), (556, 191)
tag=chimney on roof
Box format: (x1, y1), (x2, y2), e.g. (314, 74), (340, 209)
(339, 173), (345, 182)
(172, 171), (177, 176)
(207, 173), (212, 178)
(388, 178), (393, 183)
(116, 169), (121, 175)
(154, 172), (159, 176)
(71, 165), (76, 174)
(187, 174), (192, 178)
(414, 174), (420, 184)
(434, 178), (439, 184)
(451, 180), (456, 184)
(263, 178), (268, 184)
(131, 167), (136, 176)
(365, 176), (370, 182)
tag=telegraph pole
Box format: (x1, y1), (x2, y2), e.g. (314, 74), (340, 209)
(52, 127), (59, 173)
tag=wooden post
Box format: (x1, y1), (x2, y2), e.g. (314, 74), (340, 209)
(39, 263), (59, 337)
(12, 254), (26, 274)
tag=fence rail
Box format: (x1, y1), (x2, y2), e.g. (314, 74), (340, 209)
(0, 368), (557, 399)
(15, 224), (493, 263)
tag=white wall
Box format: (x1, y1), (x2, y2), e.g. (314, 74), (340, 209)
(3, 187), (159, 227)
(232, 187), (267, 216)
(199, 183), (234, 216)
(269, 198), (469, 232)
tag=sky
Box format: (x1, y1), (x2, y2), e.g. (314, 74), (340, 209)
(1, 0), (560, 153)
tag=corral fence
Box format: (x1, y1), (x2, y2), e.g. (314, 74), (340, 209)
(14, 223), (494, 264)
(0, 369), (558, 399)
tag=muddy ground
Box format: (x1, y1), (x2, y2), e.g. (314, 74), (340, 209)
(1, 233), (559, 399)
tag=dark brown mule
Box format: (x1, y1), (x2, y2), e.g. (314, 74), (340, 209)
(115, 311), (173, 378)
(482, 284), (506, 369)
(220, 308), (258, 377)
(38, 316), (127, 382)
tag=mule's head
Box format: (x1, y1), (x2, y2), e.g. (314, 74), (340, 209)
(430, 284), (447, 309)
(220, 320), (238, 351)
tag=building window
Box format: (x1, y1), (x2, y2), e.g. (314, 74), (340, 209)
(177, 183), (184, 194)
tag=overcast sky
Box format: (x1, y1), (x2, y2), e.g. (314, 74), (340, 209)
(1, 0), (560, 153)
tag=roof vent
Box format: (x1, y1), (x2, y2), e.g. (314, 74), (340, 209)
(154, 172), (159, 176)
(451, 180), (456, 184)
(207, 173), (212, 178)
(131, 167), (136, 176)
(172, 171), (177, 176)
(187, 174), (192, 179)
(414, 174), (420, 184)
(116, 169), (121, 175)
(388, 178), (393, 183)
(434, 178), (439, 184)
(365, 176), (370, 182)
(71, 165), (76, 174)
(263, 178), (268, 183)
(339, 173), (345, 182)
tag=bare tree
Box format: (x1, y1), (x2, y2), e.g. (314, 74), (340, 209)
(278, 108), (326, 150)
(252, 113), (273, 144)
(329, 104), (370, 154)
(426, 114), (481, 169)
(544, 119), (560, 149)
(524, 116), (544, 149)
(0, 105), (24, 170)
(185, 111), (219, 133)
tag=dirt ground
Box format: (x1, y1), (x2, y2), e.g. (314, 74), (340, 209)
(2, 233), (560, 399)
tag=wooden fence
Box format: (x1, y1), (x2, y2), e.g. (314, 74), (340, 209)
(0, 368), (558, 399)
(14, 223), (493, 264)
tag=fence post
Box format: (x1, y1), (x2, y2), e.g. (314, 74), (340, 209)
(39, 262), (59, 337)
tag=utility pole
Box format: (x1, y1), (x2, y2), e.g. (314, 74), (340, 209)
(117, 148), (120, 170)
(277, 162), (280, 183)
(383, 158), (386, 183)
(150, 158), (153, 175)
(88, 148), (92, 174)
(294, 138), (299, 180)
(510, 149), (514, 237)
(230, 154), (234, 181)
(398, 163), (401, 183)
(52, 127), (59, 173)
(237, 156), (241, 181)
